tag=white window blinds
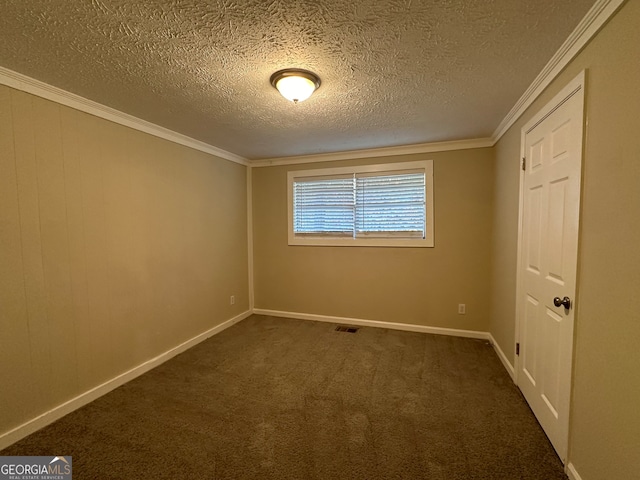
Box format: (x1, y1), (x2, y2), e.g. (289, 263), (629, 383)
(293, 175), (354, 236)
(355, 171), (425, 238)
(293, 170), (426, 239)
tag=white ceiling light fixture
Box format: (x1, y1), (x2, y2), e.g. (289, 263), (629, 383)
(270, 68), (321, 103)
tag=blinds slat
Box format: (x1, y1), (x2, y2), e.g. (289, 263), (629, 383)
(293, 171), (426, 238)
(294, 177), (354, 234)
(356, 172), (425, 236)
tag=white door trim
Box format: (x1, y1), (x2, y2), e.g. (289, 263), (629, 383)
(514, 70), (586, 460)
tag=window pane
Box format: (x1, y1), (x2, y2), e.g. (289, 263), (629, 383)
(288, 160), (433, 247)
(293, 177), (354, 234)
(355, 173), (425, 237)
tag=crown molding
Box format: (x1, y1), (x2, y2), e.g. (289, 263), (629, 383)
(0, 66), (249, 166)
(0, 0), (625, 167)
(250, 0), (625, 168)
(492, 0), (627, 142)
(250, 137), (494, 167)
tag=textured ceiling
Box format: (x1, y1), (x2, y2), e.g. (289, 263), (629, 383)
(0, 0), (596, 159)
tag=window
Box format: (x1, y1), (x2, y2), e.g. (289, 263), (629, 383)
(287, 161), (434, 247)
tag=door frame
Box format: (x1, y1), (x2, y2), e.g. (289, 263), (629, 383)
(513, 70), (586, 461)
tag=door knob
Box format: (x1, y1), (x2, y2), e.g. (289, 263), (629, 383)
(553, 296), (571, 309)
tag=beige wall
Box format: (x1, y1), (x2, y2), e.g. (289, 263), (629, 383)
(3, 4), (638, 475)
(490, 1), (640, 478)
(0, 85), (249, 437)
(253, 149), (494, 331)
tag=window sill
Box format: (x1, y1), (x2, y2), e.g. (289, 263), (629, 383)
(288, 236), (434, 248)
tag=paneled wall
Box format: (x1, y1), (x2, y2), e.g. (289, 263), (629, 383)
(0, 85), (249, 437)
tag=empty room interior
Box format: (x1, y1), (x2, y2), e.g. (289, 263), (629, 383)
(0, 1), (639, 479)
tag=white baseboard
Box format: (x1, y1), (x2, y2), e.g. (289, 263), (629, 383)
(0, 310), (251, 450)
(566, 462), (583, 480)
(253, 308), (491, 340)
(488, 333), (516, 381)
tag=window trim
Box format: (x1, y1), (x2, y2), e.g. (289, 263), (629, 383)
(287, 160), (434, 247)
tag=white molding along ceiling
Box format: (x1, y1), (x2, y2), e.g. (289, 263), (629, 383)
(0, 0), (625, 166)
(0, 66), (249, 166)
(491, 0), (627, 141)
(251, 138), (493, 167)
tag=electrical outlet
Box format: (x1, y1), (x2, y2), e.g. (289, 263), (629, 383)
(458, 304), (466, 315)
(230, 295), (235, 305)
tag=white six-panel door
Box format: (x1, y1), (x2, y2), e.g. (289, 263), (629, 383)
(517, 72), (585, 462)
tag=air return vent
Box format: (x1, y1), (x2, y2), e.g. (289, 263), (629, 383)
(335, 325), (359, 333)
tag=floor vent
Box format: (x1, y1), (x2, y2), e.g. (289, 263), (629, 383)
(335, 325), (359, 333)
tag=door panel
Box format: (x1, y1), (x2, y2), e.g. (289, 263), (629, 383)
(547, 178), (568, 280)
(526, 187), (543, 272)
(542, 307), (561, 413)
(523, 296), (539, 384)
(517, 77), (584, 463)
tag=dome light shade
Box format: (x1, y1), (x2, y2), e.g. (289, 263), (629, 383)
(270, 69), (321, 103)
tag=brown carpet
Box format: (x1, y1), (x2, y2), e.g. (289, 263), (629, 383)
(1, 314), (567, 479)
